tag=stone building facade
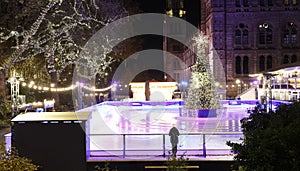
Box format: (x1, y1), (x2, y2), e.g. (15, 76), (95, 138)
(200, 0), (300, 98)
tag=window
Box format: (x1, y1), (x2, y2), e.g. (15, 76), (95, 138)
(260, 0), (265, 6)
(173, 59), (181, 69)
(243, 30), (249, 44)
(259, 55), (265, 71)
(236, 56), (241, 74)
(243, 0), (249, 6)
(291, 28), (297, 44)
(283, 29), (290, 44)
(283, 22), (297, 45)
(293, 0), (297, 5)
(291, 55), (297, 63)
(266, 28), (273, 44)
(259, 30), (266, 44)
(267, 55), (272, 69)
(235, 23), (249, 46)
(235, 30), (241, 44)
(284, 0), (289, 5)
(258, 23), (272, 44)
(243, 56), (249, 74)
(236, 0), (241, 7)
(284, 0), (297, 5)
(283, 55), (289, 64)
(267, 0), (273, 6)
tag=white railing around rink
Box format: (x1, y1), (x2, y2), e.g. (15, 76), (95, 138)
(88, 132), (243, 158)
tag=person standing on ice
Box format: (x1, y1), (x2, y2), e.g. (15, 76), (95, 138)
(169, 122), (180, 158)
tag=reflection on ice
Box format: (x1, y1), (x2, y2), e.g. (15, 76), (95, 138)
(79, 101), (252, 157)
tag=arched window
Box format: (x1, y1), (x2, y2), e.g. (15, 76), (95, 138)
(243, 56), (249, 74)
(236, 56), (241, 74)
(283, 55), (289, 64)
(259, 55), (265, 71)
(283, 22), (297, 45)
(291, 55), (297, 63)
(235, 23), (249, 46)
(267, 55), (272, 69)
(259, 23), (272, 44)
(235, 30), (241, 44)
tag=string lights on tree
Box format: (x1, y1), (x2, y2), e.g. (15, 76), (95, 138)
(185, 32), (221, 110)
(0, 0), (131, 82)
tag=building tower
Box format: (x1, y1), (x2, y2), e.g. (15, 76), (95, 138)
(163, 0), (187, 87)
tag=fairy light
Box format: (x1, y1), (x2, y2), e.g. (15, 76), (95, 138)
(82, 85), (113, 92)
(18, 80), (113, 93)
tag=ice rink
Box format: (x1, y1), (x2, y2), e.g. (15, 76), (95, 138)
(81, 101), (255, 159)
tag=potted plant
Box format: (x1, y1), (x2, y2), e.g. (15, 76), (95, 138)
(185, 32), (221, 117)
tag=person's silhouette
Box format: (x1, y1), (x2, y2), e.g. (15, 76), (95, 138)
(169, 123), (180, 158)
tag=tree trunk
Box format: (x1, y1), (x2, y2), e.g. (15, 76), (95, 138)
(50, 71), (60, 111)
(0, 70), (6, 99)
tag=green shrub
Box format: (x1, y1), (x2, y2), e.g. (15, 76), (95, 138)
(0, 144), (39, 171)
(165, 153), (189, 171)
(227, 102), (300, 170)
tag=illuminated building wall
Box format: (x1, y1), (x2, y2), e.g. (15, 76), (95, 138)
(198, 0), (300, 98)
(130, 82), (178, 101)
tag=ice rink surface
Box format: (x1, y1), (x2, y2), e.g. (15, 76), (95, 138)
(80, 101), (256, 158)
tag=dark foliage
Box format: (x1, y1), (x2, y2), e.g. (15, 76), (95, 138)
(227, 102), (300, 171)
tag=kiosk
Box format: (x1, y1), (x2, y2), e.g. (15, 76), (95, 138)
(12, 112), (91, 171)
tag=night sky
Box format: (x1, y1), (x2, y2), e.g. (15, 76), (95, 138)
(137, 0), (200, 26)
(135, 0), (200, 49)
(133, 0), (200, 81)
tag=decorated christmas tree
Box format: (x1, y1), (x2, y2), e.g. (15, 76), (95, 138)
(185, 32), (221, 111)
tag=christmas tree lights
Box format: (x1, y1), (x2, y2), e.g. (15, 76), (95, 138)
(185, 32), (221, 110)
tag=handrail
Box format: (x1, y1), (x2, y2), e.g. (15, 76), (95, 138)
(88, 132), (243, 158)
(89, 132), (242, 136)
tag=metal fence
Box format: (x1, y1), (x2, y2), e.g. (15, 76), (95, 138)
(88, 132), (243, 158)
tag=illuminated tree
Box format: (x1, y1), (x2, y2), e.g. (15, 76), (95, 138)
(0, 0), (130, 74)
(185, 32), (221, 110)
(0, 0), (141, 107)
